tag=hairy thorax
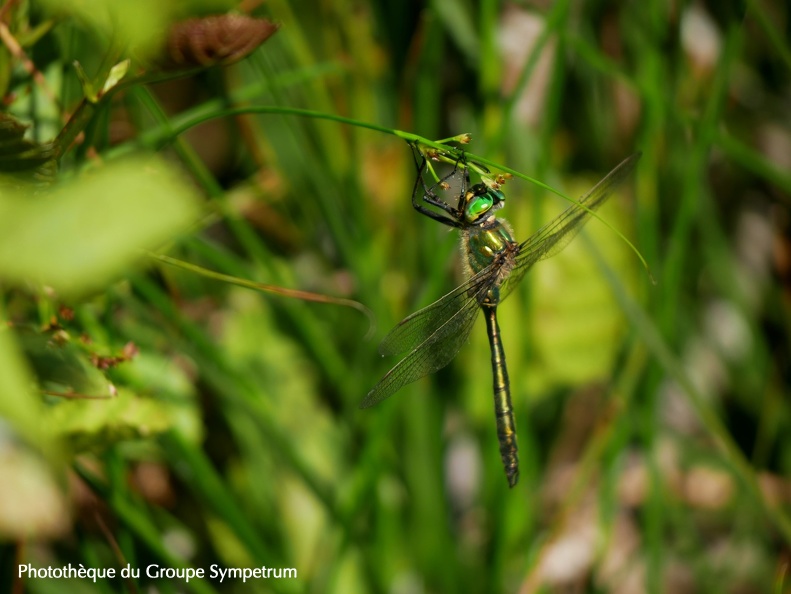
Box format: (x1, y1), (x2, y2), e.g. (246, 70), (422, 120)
(460, 217), (519, 306)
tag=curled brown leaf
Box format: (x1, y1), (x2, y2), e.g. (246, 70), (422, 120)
(165, 14), (279, 68)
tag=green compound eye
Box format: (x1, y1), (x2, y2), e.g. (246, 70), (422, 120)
(466, 194), (493, 221)
(490, 188), (505, 203)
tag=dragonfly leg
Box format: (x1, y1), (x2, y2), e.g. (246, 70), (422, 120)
(409, 148), (464, 228)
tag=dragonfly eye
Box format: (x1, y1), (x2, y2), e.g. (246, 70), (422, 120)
(465, 194), (494, 222)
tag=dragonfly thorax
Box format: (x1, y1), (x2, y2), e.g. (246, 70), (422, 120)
(463, 184), (505, 225)
(462, 217), (517, 279)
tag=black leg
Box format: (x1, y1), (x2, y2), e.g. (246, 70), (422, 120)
(410, 147), (463, 228)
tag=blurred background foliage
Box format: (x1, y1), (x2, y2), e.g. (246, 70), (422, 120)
(0, 0), (790, 592)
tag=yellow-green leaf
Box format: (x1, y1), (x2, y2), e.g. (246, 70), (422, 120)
(0, 155), (201, 297)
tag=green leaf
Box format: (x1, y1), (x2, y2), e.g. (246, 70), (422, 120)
(522, 179), (637, 395)
(0, 113), (57, 181)
(17, 331), (110, 396)
(36, 0), (173, 60)
(0, 155), (201, 297)
(47, 389), (177, 452)
(73, 60), (98, 102)
(101, 59), (131, 96)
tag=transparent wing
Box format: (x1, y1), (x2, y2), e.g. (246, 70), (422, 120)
(360, 299), (479, 408)
(361, 272), (495, 408)
(498, 152), (641, 302)
(378, 262), (496, 356)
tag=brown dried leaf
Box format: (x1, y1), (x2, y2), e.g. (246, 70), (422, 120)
(165, 14), (279, 68)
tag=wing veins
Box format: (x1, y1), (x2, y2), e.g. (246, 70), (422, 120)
(498, 153), (641, 301)
(378, 261), (499, 356)
(361, 282), (489, 407)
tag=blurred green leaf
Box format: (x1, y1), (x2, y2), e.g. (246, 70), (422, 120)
(17, 331), (109, 395)
(0, 155), (201, 296)
(525, 183), (636, 394)
(72, 60), (97, 102)
(36, 0), (173, 60)
(101, 58), (130, 96)
(0, 113), (57, 181)
(47, 388), (176, 451)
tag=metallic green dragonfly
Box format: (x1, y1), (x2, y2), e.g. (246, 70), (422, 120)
(361, 150), (641, 487)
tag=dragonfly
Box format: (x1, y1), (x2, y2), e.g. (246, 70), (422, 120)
(361, 148), (641, 487)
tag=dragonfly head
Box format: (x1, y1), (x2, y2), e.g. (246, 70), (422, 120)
(463, 184), (505, 224)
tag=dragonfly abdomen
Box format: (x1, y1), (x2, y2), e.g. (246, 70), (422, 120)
(483, 306), (519, 488)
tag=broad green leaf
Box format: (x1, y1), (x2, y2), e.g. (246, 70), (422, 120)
(0, 155), (201, 296)
(36, 0), (173, 60)
(523, 180), (637, 395)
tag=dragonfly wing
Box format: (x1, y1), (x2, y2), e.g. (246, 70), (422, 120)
(378, 264), (496, 357)
(361, 296), (481, 408)
(497, 152), (641, 302)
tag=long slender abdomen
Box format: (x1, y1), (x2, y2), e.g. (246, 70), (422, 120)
(483, 306), (519, 487)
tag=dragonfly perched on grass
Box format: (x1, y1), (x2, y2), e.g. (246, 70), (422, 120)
(361, 148), (641, 487)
